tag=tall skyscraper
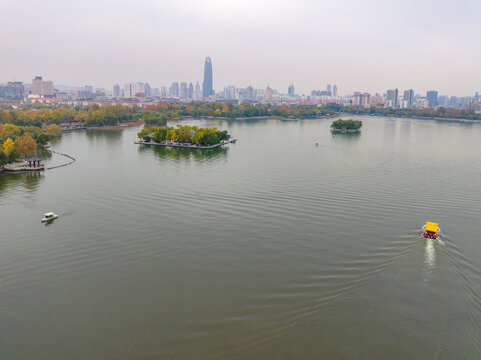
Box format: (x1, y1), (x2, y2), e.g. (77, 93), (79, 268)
(169, 82), (179, 97)
(403, 89), (414, 108)
(288, 84), (295, 97)
(161, 86), (167, 98)
(202, 57), (214, 98)
(245, 85), (254, 101)
(426, 90), (438, 108)
(224, 86), (236, 100)
(194, 81), (201, 100)
(333, 85), (338, 97)
(124, 82), (145, 98)
(386, 88), (399, 108)
(30, 76), (55, 96)
(180, 82), (187, 100)
(265, 86), (273, 102)
(438, 95), (449, 107)
(144, 82), (151, 97)
(113, 83), (120, 97)
(188, 82), (194, 100)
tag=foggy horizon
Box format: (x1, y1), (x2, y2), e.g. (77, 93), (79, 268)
(1, 0), (480, 96)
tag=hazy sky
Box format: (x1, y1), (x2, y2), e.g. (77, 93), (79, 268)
(1, 0), (480, 95)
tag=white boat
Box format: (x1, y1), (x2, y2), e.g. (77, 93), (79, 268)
(42, 212), (58, 222)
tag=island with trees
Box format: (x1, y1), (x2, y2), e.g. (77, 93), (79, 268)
(330, 119), (363, 133)
(136, 125), (235, 149)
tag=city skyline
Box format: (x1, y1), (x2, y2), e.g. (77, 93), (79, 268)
(1, 0), (480, 95)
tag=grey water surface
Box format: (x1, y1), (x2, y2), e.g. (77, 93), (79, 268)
(1, 116), (481, 359)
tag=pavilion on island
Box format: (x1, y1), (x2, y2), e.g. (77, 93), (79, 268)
(24, 155), (43, 168)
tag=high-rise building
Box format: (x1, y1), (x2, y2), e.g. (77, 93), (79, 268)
(169, 82), (179, 97)
(426, 90), (438, 108)
(188, 82), (194, 100)
(333, 85), (338, 97)
(449, 96), (458, 107)
(202, 57), (214, 98)
(224, 86), (236, 100)
(194, 81), (201, 100)
(403, 89), (414, 108)
(180, 82), (187, 100)
(0, 81), (25, 100)
(288, 84), (295, 97)
(438, 95), (449, 107)
(85, 85), (93, 94)
(265, 86), (273, 102)
(161, 86), (167, 98)
(245, 85), (254, 101)
(113, 83), (120, 97)
(144, 82), (151, 97)
(30, 76), (55, 97)
(326, 84), (332, 94)
(386, 88), (399, 108)
(255, 89), (265, 101)
(353, 92), (370, 107)
(124, 82), (145, 98)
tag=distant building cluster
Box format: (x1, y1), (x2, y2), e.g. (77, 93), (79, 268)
(343, 87), (480, 112)
(0, 58), (479, 113)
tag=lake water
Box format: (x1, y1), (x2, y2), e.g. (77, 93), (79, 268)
(2, 116), (481, 359)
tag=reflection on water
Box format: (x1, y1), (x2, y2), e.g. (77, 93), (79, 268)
(85, 129), (123, 143)
(330, 131), (361, 145)
(37, 148), (53, 160)
(424, 239), (436, 270)
(138, 144), (228, 163)
(0, 171), (43, 196)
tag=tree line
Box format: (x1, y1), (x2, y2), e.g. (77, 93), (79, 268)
(2, 102), (480, 129)
(144, 101), (336, 119)
(138, 125), (230, 146)
(336, 104), (481, 121)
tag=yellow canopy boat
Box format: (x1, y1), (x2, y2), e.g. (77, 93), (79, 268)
(424, 221), (438, 239)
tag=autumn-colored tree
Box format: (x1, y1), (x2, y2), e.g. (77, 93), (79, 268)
(191, 131), (204, 144)
(167, 129), (177, 141)
(73, 111), (87, 122)
(15, 135), (37, 157)
(46, 124), (62, 137)
(3, 138), (16, 158)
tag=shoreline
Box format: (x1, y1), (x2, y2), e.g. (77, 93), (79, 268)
(135, 138), (237, 149)
(61, 119), (144, 132)
(342, 113), (481, 123)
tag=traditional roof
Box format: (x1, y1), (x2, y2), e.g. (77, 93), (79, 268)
(24, 155), (43, 162)
(425, 221), (438, 233)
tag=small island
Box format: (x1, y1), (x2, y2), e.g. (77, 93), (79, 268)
(330, 119), (362, 133)
(136, 125), (236, 149)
